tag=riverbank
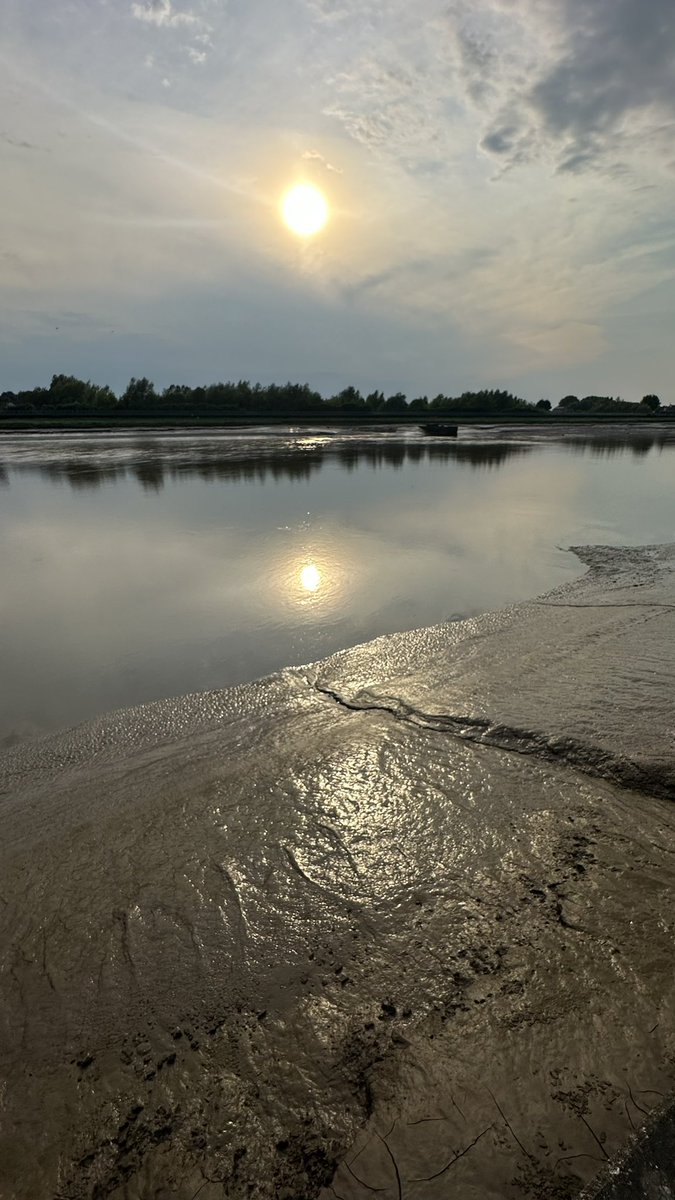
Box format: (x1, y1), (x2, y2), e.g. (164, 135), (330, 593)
(1, 413), (672, 432)
(1, 545), (674, 1198)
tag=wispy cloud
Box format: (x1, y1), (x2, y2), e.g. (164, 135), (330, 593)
(302, 149), (343, 174)
(130, 1), (200, 29)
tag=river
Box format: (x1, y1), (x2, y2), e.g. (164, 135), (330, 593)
(1, 423), (674, 742)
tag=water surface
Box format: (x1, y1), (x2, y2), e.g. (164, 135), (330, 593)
(1, 423), (674, 741)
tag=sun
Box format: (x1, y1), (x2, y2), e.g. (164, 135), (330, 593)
(281, 184), (329, 238)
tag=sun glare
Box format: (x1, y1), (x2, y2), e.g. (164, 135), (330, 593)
(300, 564), (322, 592)
(281, 184), (329, 237)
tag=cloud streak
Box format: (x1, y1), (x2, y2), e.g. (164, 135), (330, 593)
(130, 1), (200, 29)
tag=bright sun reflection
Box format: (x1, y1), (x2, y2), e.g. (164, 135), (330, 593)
(281, 184), (329, 237)
(300, 564), (322, 592)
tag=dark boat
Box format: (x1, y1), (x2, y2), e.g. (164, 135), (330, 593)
(419, 422), (458, 437)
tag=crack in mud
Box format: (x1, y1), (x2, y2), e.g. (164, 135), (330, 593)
(311, 683), (675, 803)
(533, 602), (675, 610)
(410, 1124), (494, 1183)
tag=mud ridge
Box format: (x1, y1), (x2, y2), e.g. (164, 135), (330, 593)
(311, 682), (675, 804)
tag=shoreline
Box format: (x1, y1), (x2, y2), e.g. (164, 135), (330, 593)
(1, 545), (674, 1198)
(1, 415), (674, 433)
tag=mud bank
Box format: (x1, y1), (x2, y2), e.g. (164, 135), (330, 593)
(1, 544), (674, 1199)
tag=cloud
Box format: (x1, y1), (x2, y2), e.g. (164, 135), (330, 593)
(130, 1), (199, 29)
(1, 132), (41, 150)
(534, 0), (675, 135)
(479, 0), (675, 175)
(3, 0), (675, 400)
(301, 149), (343, 174)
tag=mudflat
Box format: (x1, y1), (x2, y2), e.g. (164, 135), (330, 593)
(1, 544), (674, 1199)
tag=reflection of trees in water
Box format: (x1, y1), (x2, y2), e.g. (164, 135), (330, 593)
(562, 434), (671, 458)
(12, 432), (674, 489)
(7, 453), (325, 489)
(132, 460), (166, 491)
(63, 463), (124, 489)
(0, 463), (8, 486)
(434, 442), (532, 467)
(337, 442), (533, 470)
(1, 440), (533, 489)
(186, 455), (323, 484)
(27, 461), (126, 489)
(337, 444), (406, 470)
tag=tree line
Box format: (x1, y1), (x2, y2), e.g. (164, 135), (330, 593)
(0, 375), (667, 418)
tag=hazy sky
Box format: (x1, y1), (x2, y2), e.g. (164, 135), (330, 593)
(2, 0), (674, 401)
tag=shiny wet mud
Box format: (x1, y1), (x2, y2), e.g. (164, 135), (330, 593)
(0, 544), (674, 1198)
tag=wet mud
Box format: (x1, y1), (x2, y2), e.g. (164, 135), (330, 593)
(0, 544), (674, 1199)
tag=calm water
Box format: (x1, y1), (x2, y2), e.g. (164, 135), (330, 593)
(1, 424), (674, 743)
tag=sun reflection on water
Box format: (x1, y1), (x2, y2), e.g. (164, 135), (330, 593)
(274, 542), (353, 618)
(300, 563), (322, 593)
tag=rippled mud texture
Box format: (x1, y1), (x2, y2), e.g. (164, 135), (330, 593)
(1, 544), (674, 1200)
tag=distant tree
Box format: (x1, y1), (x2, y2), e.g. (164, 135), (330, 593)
(452, 389), (529, 413)
(11, 387), (49, 410)
(579, 395), (639, 414)
(381, 392), (408, 413)
(331, 386), (364, 409)
(92, 383), (117, 408)
(429, 393), (451, 410)
(8, 375), (665, 424)
(277, 381), (323, 412)
(48, 374), (116, 408)
(162, 384), (195, 407)
(120, 377), (157, 408)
